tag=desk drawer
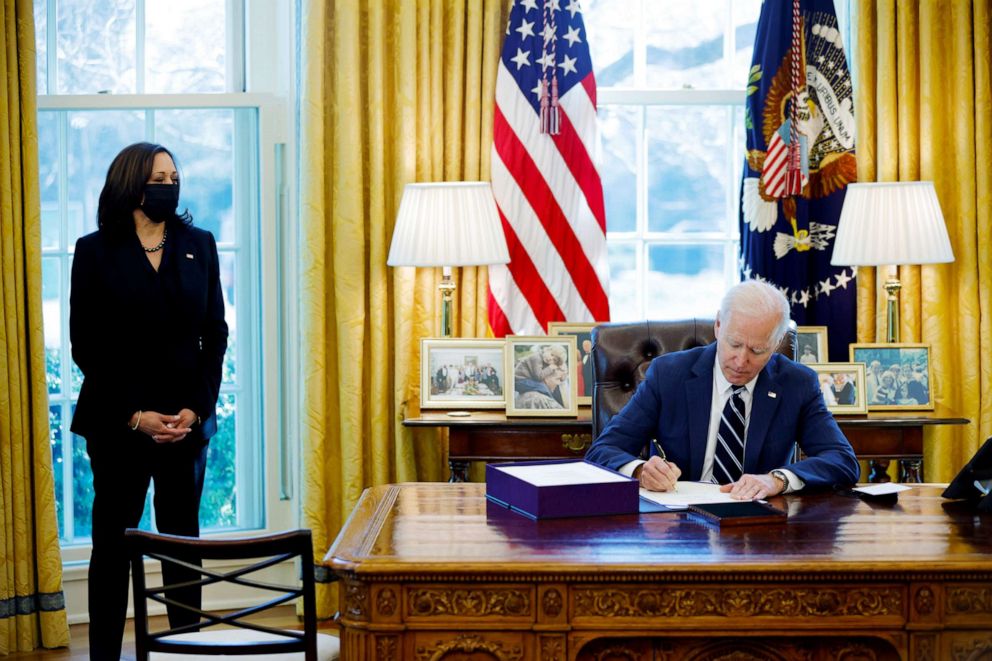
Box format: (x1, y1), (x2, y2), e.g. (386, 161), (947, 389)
(448, 426), (594, 460)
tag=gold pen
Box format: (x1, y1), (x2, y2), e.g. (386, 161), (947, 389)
(650, 438), (677, 492)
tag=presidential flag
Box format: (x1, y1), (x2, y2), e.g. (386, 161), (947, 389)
(740, 0), (857, 361)
(487, 0), (609, 337)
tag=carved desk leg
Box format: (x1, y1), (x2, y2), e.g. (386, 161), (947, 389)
(868, 459), (892, 483)
(900, 459), (924, 483)
(448, 459), (469, 483)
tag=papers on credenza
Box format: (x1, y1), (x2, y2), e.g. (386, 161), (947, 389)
(639, 481), (740, 511)
(493, 461), (630, 487)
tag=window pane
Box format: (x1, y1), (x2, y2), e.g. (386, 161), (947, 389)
(71, 428), (93, 540)
(39, 112), (61, 249)
(607, 242), (638, 321)
(145, 0), (228, 93)
(732, 1), (762, 87)
(585, 0), (635, 88)
(155, 109), (236, 243)
(643, 0), (759, 89)
(56, 0), (136, 94)
(67, 110), (145, 243)
(599, 106), (638, 233)
(645, 244), (725, 318)
(219, 251), (236, 385)
(50, 405), (64, 539)
(42, 257), (62, 395)
(646, 105), (731, 233)
(34, 0), (47, 95)
(201, 393), (237, 530)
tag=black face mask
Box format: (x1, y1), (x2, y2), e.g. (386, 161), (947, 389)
(141, 184), (180, 223)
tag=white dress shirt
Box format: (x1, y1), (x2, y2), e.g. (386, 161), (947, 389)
(620, 353), (804, 492)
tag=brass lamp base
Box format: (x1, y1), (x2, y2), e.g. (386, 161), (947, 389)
(439, 267), (456, 338)
(884, 277), (901, 343)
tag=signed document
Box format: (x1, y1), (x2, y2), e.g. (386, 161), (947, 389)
(639, 481), (741, 510)
(493, 461), (630, 487)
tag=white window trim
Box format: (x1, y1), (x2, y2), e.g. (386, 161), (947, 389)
(40, 0), (300, 623)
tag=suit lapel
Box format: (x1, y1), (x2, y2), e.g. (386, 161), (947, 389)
(686, 344), (716, 480)
(744, 358), (782, 474)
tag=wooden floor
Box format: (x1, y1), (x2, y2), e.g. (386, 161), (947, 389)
(6, 606), (332, 660)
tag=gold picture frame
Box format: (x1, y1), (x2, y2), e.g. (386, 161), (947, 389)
(811, 363), (868, 415)
(849, 342), (934, 411)
(547, 322), (597, 406)
(420, 338), (506, 410)
(505, 335), (578, 417)
(796, 326), (829, 364)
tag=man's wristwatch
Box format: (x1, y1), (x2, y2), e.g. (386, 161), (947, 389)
(770, 469), (789, 493)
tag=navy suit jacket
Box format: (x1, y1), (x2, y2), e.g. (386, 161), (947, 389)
(585, 343), (860, 489)
(70, 221), (228, 442)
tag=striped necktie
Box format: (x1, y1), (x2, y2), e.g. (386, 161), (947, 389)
(713, 385), (747, 484)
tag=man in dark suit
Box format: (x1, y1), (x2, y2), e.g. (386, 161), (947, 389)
(586, 280), (859, 500)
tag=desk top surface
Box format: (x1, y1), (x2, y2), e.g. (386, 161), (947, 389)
(325, 483), (992, 578)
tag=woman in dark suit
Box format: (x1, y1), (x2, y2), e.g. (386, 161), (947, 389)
(70, 142), (228, 660)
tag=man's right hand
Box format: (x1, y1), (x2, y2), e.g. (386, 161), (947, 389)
(636, 456), (682, 491)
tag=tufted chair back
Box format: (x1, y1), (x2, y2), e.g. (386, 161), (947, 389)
(590, 319), (797, 440)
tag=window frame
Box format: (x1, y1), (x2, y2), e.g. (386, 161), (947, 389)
(591, 0), (756, 321)
(36, 0), (300, 617)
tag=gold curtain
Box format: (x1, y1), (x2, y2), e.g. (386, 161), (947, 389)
(299, 0), (507, 616)
(0, 0), (70, 654)
(853, 0), (992, 480)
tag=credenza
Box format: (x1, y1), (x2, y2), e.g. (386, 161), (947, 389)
(404, 408), (968, 483)
(325, 482), (992, 660)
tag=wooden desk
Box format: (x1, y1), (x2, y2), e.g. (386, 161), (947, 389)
(326, 483), (992, 660)
(404, 409), (969, 483)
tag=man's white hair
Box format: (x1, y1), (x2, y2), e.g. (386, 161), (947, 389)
(718, 280), (791, 346)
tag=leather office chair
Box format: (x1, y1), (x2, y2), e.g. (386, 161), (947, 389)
(590, 318), (797, 440)
(125, 528), (340, 661)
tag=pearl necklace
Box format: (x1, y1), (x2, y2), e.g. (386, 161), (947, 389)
(143, 228), (168, 253)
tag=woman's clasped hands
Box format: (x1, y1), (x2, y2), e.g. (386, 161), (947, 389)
(130, 408), (197, 442)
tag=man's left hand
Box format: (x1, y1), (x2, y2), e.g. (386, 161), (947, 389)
(719, 473), (785, 500)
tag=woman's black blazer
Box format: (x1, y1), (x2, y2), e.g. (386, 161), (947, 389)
(69, 221), (228, 443)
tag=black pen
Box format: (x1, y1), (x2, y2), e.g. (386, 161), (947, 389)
(650, 438), (677, 491)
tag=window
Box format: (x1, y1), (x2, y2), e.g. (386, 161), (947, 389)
(585, 0), (762, 320)
(36, 0), (266, 547)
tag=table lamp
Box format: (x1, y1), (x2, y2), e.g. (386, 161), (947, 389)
(831, 181), (954, 343)
(387, 182), (510, 337)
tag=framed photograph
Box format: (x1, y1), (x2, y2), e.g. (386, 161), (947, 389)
(811, 363), (868, 415)
(547, 322), (596, 405)
(849, 343), (934, 411)
(505, 335), (578, 417)
(796, 326), (829, 365)
(420, 338), (506, 410)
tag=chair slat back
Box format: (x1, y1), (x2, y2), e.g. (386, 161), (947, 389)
(125, 529), (318, 660)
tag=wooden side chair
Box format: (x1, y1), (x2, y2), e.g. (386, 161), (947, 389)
(125, 528), (339, 661)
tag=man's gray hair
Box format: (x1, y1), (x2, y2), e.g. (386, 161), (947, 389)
(718, 280), (791, 346)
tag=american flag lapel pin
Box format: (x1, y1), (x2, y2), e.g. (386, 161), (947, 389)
(768, 392), (777, 398)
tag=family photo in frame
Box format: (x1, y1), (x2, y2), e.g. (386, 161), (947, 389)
(796, 326), (829, 364)
(505, 336), (578, 417)
(812, 363), (868, 415)
(850, 343), (934, 411)
(547, 321), (596, 405)
(420, 338), (506, 410)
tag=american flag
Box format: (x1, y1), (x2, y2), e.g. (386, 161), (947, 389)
(487, 0), (609, 337)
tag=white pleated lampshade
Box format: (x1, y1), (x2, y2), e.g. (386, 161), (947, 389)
(387, 182), (510, 267)
(831, 181), (954, 266)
